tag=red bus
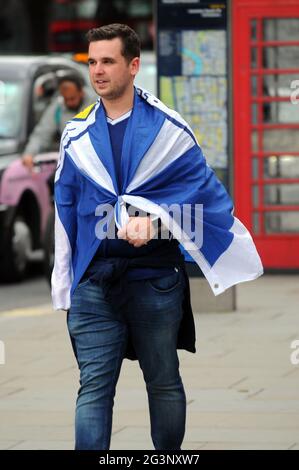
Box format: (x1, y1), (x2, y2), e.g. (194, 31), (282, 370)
(48, 0), (154, 53)
(0, 0), (154, 55)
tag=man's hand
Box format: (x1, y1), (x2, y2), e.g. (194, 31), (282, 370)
(117, 216), (156, 248)
(22, 154), (34, 170)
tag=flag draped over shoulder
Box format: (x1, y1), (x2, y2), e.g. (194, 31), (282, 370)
(51, 86), (263, 310)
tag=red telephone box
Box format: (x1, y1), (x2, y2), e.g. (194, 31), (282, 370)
(232, 0), (299, 268)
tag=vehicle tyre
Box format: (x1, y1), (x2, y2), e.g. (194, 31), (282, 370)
(43, 209), (55, 286)
(0, 215), (32, 282)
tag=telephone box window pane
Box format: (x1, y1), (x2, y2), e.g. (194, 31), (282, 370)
(251, 131), (258, 152)
(277, 156), (299, 178)
(264, 19), (299, 41)
(251, 76), (258, 97)
(264, 184), (299, 205)
(251, 47), (258, 68)
(265, 212), (299, 233)
(252, 212), (260, 234)
(262, 102), (299, 124)
(262, 129), (299, 152)
(263, 156), (279, 178)
(263, 74), (298, 97)
(264, 156), (299, 178)
(263, 47), (299, 70)
(252, 157), (259, 179)
(252, 185), (259, 208)
(251, 19), (257, 41)
(251, 104), (258, 124)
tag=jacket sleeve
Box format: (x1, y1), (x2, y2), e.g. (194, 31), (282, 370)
(51, 132), (78, 310)
(23, 98), (59, 155)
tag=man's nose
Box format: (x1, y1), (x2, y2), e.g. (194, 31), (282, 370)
(94, 63), (104, 74)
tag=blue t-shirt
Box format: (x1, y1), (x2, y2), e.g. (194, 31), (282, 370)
(91, 110), (179, 280)
(106, 112), (129, 193)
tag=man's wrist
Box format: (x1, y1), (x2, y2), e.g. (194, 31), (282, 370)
(149, 214), (170, 239)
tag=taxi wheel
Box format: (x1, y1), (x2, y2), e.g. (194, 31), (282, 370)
(0, 215), (32, 282)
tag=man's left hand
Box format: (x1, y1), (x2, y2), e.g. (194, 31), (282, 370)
(117, 217), (156, 248)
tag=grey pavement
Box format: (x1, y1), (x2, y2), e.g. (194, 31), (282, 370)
(0, 274), (299, 450)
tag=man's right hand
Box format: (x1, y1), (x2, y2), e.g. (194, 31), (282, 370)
(22, 154), (34, 170)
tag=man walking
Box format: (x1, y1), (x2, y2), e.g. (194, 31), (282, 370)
(52, 24), (263, 450)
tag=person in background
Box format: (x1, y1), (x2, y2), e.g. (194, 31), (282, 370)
(22, 72), (96, 169)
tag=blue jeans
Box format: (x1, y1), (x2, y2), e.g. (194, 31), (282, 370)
(67, 268), (187, 450)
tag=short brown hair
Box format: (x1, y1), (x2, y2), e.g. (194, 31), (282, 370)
(86, 23), (141, 63)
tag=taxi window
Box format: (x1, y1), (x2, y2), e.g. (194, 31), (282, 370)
(32, 73), (58, 126)
(0, 81), (23, 138)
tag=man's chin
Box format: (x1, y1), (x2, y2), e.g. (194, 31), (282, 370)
(97, 91), (117, 101)
(94, 84), (129, 101)
(95, 89), (110, 98)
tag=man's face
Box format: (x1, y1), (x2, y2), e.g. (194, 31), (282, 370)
(88, 38), (140, 101)
(59, 82), (84, 110)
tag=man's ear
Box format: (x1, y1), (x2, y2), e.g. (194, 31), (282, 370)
(130, 57), (140, 77)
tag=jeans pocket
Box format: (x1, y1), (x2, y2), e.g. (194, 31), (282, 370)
(148, 270), (181, 293)
(75, 277), (91, 291)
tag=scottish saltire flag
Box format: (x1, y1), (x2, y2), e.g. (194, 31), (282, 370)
(51, 86), (263, 310)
